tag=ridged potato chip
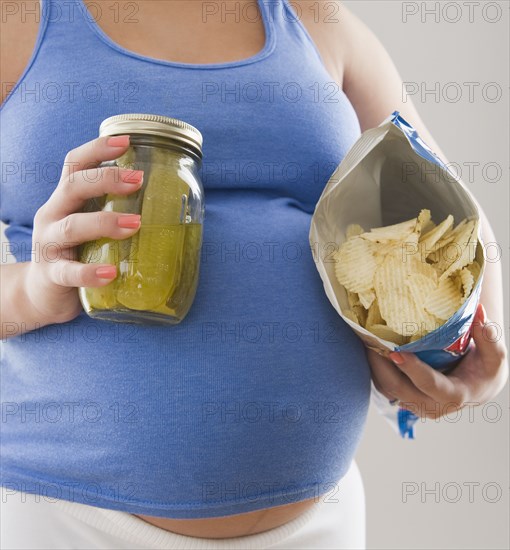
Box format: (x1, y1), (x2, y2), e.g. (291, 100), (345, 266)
(357, 289), (375, 310)
(334, 210), (480, 345)
(347, 290), (361, 309)
(419, 214), (454, 256)
(438, 220), (479, 280)
(360, 218), (417, 243)
(466, 260), (482, 284)
(334, 236), (378, 296)
(416, 209), (432, 233)
(374, 251), (424, 335)
(424, 277), (463, 321)
(458, 267), (475, 303)
(408, 254), (438, 282)
(366, 299), (384, 328)
(435, 218), (469, 250)
(422, 218), (436, 234)
(405, 274), (442, 334)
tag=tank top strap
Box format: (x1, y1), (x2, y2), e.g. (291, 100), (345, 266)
(265, 0), (326, 66)
(39, 0), (93, 27)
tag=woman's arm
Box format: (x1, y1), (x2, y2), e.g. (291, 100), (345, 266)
(337, 4), (505, 340)
(301, 2), (508, 409)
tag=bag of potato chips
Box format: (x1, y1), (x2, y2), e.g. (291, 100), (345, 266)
(309, 112), (485, 438)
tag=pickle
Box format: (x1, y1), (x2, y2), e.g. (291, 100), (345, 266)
(79, 147), (140, 311)
(144, 223), (203, 319)
(110, 146), (144, 297)
(79, 238), (119, 310)
(116, 147), (190, 311)
(166, 223), (203, 311)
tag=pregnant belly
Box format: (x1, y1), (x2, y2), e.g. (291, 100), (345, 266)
(1, 192), (371, 521)
(137, 497), (317, 537)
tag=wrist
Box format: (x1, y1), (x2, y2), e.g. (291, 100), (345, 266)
(22, 263), (63, 328)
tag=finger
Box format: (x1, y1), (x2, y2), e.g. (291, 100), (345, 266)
(368, 349), (439, 415)
(50, 166), (144, 219)
(44, 211), (141, 248)
(366, 349), (399, 399)
(48, 260), (118, 288)
(471, 304), (506, 365)
(388, 351), (457, 403)
(62, 135), (131, 176)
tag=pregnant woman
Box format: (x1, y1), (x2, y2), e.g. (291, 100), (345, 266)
(1, 1), (507, 548)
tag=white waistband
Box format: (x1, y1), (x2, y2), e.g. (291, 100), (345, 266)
(54, 495), (322, 550)
(53, 460), (362, 549)
(2, 461), (364, 549)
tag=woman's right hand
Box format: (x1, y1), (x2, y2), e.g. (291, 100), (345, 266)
(24, 135), (143, 325)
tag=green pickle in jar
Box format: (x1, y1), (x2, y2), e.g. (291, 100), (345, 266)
(78, 114), (205, 325)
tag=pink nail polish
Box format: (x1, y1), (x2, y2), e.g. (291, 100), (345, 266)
(389, 352), (405, 365)
(96, 266), (117, 279)
(107, 135), (130, 148)
(120, 170), (144, 184)
(117, 214), (141, 229)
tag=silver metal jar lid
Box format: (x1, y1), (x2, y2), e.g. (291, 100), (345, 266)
(99, 113), (203, 158)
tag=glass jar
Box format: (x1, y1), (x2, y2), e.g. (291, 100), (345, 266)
(78, 113), (204, 325)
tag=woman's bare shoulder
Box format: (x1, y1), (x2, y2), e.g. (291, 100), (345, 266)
(288, 1), (363, 86)
(1, 1), (40, 104)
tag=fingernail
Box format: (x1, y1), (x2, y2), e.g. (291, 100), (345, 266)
(389, 352), (405, 365)
(95, 266), (117, 279)
(107, 135), (130, 148)
(117, 214), (141, 229)
(120, 169), (144, 184)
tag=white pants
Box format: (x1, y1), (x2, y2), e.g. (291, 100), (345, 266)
(1, 461), (365, 550)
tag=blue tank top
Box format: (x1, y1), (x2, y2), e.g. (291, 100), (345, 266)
(0, 0), (370, 518)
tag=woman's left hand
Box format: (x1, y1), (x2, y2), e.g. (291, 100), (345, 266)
(367, 304), (508, 419)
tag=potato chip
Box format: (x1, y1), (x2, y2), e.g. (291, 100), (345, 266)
(439, 220), (479, 280)
(334, 236), (378, 296)
(346, 224), (365, 238)
(356, 290), (374, 310)
(458, 267), (474, 303)
(334, 210), (480, 344)
(347, 290), (360, 309)
(372, 242), (396, 263)
(343, 309), (360, 325)
(424, 277), (463, 321)
(406, 274), (436, 307)
(360, 217), (417, 243)
(419, 214), (454, 256)
(374, 251), (424, 335)
(416, 209), (432, 234)
(346, 291), (368, 326)
(405, 273), (442, 334)
(432, 219), (476, 266)
(422, 218), (436, 234)
(367, 324), (407, 345)
(353, 304), (368, 327)
(466, 260), (482, 284)
(434, 218), (469, 250)
(366, 299), (384, 328)
(408, 256), (438, 282)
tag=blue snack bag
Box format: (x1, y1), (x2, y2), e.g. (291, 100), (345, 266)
(309, 112), (485, 438)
